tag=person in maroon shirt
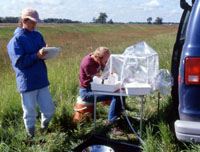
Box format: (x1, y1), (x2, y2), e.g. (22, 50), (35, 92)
(79, 47), (124, 136)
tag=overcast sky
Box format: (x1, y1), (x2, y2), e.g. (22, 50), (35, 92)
(0, 0), (187, 23)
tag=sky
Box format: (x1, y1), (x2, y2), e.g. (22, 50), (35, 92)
(0, 0), (189, 23)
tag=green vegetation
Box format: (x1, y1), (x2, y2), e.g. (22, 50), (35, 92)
(0, 23), (199, 151)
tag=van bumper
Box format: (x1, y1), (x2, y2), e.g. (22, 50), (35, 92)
(175, 120), (200, 143)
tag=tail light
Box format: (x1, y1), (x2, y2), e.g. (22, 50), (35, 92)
(185, 57), (200, 85)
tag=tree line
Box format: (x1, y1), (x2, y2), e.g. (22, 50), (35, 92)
(92, 13), (166, 24)
(0, 17), (81, 24)
(0, 12), (174, 24)
(43, 18), (81, 23)
(147, 17), (163, 24)
(0, 17), (19, 23)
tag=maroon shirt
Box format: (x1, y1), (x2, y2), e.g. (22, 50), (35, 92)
(79, 53), (101, 88)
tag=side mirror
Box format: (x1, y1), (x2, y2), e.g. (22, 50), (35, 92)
(180, 0), (192, 10)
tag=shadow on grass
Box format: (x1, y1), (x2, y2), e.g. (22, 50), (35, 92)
(142, 96), (190, 151)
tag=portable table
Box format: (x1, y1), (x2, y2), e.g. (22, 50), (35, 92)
(93, 89), (145, 138)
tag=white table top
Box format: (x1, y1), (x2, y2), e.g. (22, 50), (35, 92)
(92, 89), (144, 97)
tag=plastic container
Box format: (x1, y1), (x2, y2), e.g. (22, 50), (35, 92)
(125, 82), (151, 95)
(93, 76), (102, 84)
(155, 69), (172, 95)
(73, 96), (94, 123)
(104, 73), (119, 85)
(91, 82), (120, 92)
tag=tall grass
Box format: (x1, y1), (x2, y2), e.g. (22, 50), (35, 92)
(0, 23), (196, 151)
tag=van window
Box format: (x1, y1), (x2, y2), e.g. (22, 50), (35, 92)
(180, 10), (191, 40)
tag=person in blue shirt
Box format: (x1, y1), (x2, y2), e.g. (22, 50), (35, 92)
(7, 8), (55, 137)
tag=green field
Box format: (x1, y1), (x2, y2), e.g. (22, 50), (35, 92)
(0, 23), (199, 151)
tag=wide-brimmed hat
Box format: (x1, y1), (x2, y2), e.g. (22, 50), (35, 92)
(21, 8), (43, 23)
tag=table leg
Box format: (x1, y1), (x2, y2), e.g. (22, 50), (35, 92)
(157, 92), (160, 115)
(140, 96), (144, 138)
(94, 94), (97, 131)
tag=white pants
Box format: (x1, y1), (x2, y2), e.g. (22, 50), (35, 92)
(21, 87), (55, 135)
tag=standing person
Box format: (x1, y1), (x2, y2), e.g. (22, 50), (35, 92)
(7, 8), (55, 137)
(79, 47), (124, 136)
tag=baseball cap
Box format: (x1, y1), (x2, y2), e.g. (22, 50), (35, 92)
(21, 8), (43, 23)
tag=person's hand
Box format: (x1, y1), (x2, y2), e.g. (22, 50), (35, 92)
(37, 47), (48, 59)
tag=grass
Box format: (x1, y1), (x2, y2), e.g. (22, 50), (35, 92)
(0, 23), (198, 151)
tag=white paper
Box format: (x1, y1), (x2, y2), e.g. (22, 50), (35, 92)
(42, 47), (61, 59)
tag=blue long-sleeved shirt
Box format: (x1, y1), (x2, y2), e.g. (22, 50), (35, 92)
(7, 27), (49, 93)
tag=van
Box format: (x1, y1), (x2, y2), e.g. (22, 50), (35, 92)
(171, 0), (200, 142)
